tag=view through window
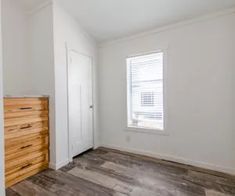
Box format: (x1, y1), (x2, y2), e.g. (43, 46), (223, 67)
(127, 52), (164, 130)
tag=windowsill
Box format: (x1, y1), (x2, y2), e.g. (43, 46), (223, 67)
(125, 126), (169, 136)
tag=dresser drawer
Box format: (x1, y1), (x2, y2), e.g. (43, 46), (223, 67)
(4, 97), (48, 113)
(5, 134), (48, 158)
(5, 152), (48, 187)
(5, 149), (48, 172)
(4, 116), (48, 127)
(4, 110), (48, 119)
(5, 141), (48, 162)
(5, 120), (48, 140)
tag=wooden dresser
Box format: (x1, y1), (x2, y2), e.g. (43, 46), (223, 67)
(4, 97), (49, 187)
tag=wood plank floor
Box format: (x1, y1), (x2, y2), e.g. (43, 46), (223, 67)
(6, 147), (235, 196)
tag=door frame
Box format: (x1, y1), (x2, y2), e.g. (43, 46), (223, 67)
(65, 44), (94, 162)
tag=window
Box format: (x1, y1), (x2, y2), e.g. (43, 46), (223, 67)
(127, 52), (164, 130)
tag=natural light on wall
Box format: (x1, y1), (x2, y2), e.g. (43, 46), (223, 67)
(127, 52), (164, 130)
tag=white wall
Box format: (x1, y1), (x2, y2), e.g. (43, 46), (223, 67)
(28, 4), (54, 95)
(0, 0), (5, 194)
(2, 0), (56, 167)
(2, 1), (55, 96)
(98, 12), (235, 174)
(28, 3), (56, 168)
(2, 0), (30, 95)
(1, 0), (98, 171)
(52, 2), (98, 169)
(1, 0), (98, 170)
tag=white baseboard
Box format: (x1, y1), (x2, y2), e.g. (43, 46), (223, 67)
(101, 144), (235, 176)
(49, 159), (70, 170)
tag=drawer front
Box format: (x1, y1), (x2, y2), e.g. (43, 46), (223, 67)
(4, 116), (48, 127)
(5, 120), (48, 140)
(4, 98), (48, 113)
(6, 164), (48, 188)
(5, 144), (48, 162)
(5, 149), (48, 172)
(4, 110), (48, 119)
(5, 152), (48, 188)
(5, 134), (48, 159)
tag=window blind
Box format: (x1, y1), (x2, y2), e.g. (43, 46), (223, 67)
(127, 52), (164, 130)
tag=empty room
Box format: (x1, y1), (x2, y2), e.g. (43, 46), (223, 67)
(0, 0), (235, 195)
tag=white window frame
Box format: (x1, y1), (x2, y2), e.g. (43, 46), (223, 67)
(125, 50), (168, 135)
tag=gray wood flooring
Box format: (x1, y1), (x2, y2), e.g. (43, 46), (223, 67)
(6, 147), (235, 196)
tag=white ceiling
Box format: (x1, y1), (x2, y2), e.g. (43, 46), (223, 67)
(56, 0), (235, 42)
(21, 0), (235, 42)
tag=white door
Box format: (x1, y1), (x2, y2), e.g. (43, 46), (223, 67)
(68, 50), (93, 158)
